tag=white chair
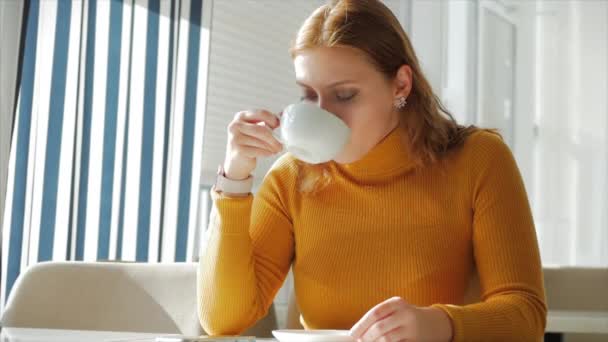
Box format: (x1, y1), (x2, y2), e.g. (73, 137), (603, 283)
(543, 266), (608, 312)
(543, 266), (608, 342)
(1, 261), (277, 337)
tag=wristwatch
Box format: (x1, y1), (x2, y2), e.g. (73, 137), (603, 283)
(214, 164), (254, 194)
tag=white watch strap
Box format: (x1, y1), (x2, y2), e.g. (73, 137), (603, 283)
(215, 173), (254, 194)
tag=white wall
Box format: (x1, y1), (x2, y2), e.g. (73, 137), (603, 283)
(533, 0), (608, 266)
(0, 0), (23, 246)
(511, 0), (537, 197)
(409, 0), (480, 125)
(443, 0), (477, 125)
(449, 0), (608, 267)
(410, 0), (445, 96)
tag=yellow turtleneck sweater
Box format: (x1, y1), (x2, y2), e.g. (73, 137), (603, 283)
(197, 127), (547, 341)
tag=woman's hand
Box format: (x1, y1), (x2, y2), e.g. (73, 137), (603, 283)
(349, 297), (453, 342)
(223, 109), (283, 180)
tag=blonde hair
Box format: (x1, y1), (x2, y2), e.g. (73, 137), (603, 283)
(291, 0), (485, 193)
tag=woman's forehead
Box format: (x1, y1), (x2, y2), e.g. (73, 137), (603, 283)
(294, 47), (375, 87)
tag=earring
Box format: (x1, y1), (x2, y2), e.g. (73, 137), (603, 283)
(395, 96), (408, 109)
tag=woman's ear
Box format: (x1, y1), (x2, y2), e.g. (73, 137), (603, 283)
(394, 64), (413, 99)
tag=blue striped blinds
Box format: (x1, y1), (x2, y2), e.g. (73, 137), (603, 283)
(1, 0), (210, 307)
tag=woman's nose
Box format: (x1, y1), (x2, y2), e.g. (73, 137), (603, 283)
(317, 98), (332, 113)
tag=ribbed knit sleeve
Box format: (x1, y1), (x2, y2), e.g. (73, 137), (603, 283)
(197, 156), (296, 336)
(432, 132), (547, 341)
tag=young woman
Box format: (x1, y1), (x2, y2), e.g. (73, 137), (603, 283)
(198, 1), (547, 341)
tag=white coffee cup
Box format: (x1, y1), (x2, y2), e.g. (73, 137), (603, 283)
(272, 102), (351, 164)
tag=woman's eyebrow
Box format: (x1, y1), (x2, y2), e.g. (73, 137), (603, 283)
(296, 80), (357, 89)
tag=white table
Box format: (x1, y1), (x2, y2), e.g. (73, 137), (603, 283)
(547, 310), (608, 334)
(0, 327), (278, 342)
(3, 314), (607, 342)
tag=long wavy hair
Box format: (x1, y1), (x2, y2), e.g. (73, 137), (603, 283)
(290, 0), (483, 193)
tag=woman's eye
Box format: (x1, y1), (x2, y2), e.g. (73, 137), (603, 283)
(300, 94), (317, 102)
(336, 90), (357, 102)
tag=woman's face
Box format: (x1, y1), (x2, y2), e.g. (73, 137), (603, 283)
(294, 46), (411, 164)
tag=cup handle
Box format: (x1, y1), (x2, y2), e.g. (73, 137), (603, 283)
(272, 127), (284, 144)
(271, 111), (285, 144)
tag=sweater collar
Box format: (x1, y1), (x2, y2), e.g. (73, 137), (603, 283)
(329, 125), (416, 182)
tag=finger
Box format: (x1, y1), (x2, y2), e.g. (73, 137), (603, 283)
(359, 314), (403, 341)
(238, 145), (275, 159)
(235, 122), (283, 151)
(236, 109), (280, 128)
(234, 134), (276, 153)
(350, 297), (403, 338)
(375, 326), (408, 342)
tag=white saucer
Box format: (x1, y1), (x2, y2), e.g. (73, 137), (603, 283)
(271, 329), (355, 342)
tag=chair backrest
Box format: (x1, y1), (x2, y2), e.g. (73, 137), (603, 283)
(543, 266), (608, 311)
(1, 261), (278, 337)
